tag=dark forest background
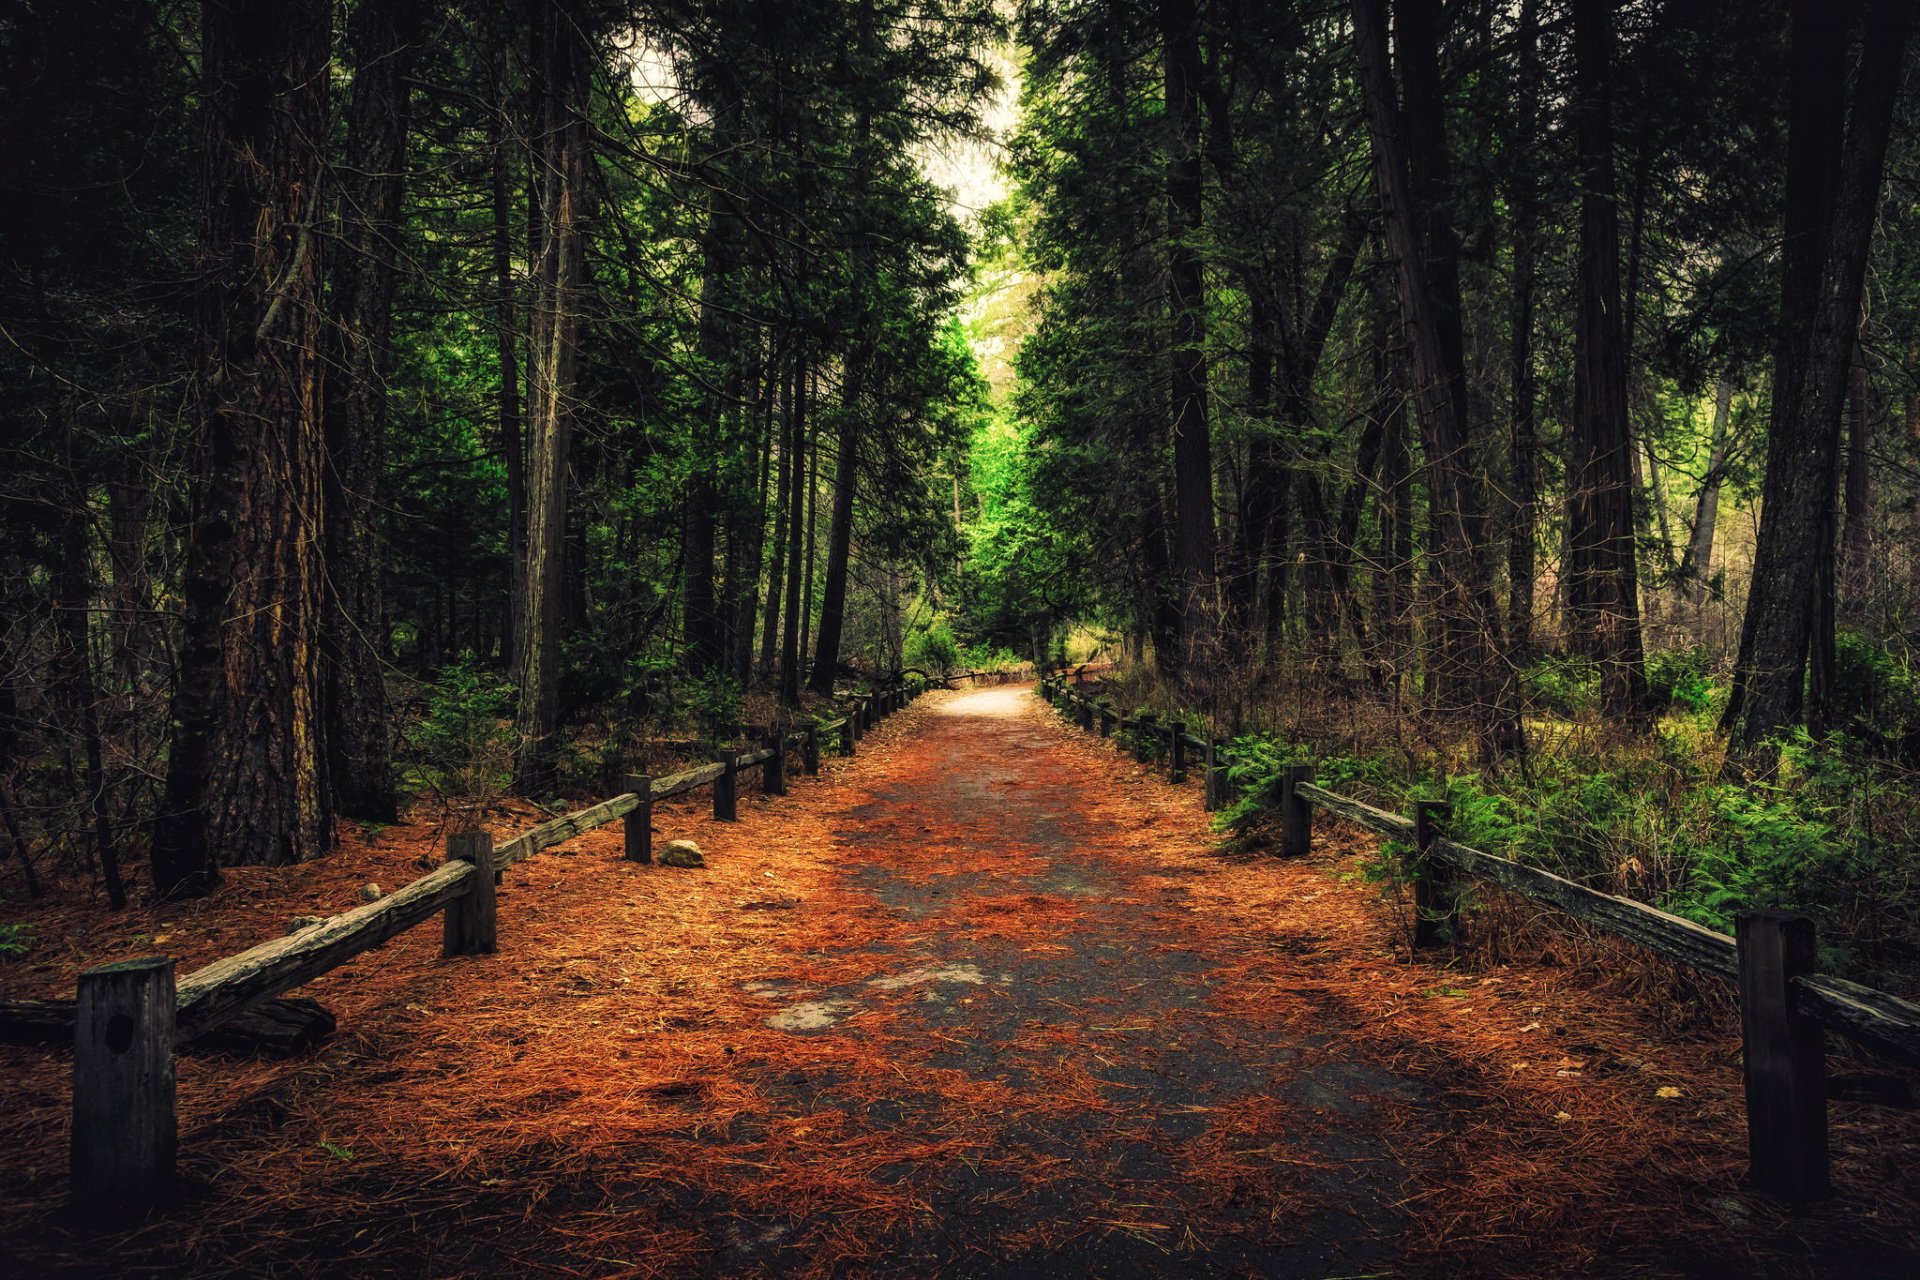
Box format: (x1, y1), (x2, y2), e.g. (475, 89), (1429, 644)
(2, 0), (1918, 990)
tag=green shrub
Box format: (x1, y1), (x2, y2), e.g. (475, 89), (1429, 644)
(0, 922), (32, 959)
(956, 641), (1023, 671)
(905, 619), (961, 673)
(408, 653), (514, 796)
(1522, 654), (1600, 718)
(685, 670), (742, 742)
(1644, 647), (1717, 714)
(1826, 630), (1920, 746)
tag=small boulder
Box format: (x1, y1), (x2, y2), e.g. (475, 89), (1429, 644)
(287, 914), (328, 935)
(659, 839), (705, 869)
(357, 883), (383, 903)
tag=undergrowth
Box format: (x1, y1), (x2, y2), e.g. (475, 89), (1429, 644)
(1091, 645), (1920, 995)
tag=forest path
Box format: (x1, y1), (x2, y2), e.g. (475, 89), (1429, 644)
(7, 688), (1907, 1278)
(712, 684), (1415, 1276)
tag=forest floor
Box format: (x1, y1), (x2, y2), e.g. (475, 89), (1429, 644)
(2, 687), (1917, 1277)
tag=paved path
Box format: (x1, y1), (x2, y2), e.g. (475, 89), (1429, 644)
(726, 685), (1413, 1276)
(9, 687), (1913, 1277)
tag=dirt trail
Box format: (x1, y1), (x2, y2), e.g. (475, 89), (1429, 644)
(3, 688), (1916, 1277)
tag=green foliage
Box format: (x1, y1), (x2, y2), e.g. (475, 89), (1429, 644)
(1521, 654), (1601, 719)
(0, 922), (32, 959)
(1643, 648), (1718, 715)
(405, 654), (513, 796)
(685, 672), (742, 742)
(956, 642), (1022, 671)
(1214, 735), (1310, 837)
(905, 619), (960, 673)
(1826, 631), (1920, 746)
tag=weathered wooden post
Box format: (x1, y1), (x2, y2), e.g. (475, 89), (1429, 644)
(1168, 720), (1187, 783)
(72, 956), (175, 1216)
(841, 716), (856, 757)
(1411, 801), (1457, 948)
(444, 830), (497, 956)
(802, 724), (821, 775)
(1204, 739), (1226, 812)
(1280, 765), (1314, 857)
(714, 749), (739, 821)
(1736, 911), (1829, 1202)
(1079, 699), (1094, 732)
(764, 732), (787, 795)
(624, 775), (653, 864)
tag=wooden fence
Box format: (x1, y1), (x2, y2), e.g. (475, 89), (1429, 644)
(3, 682), (924, 1220)
(1037, 676), (1920, 1205)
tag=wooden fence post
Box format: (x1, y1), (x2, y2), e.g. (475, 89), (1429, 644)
(802, 724), (821, 775)
(1098, 702), (1113, 737)
(1411, 801), (1457, 948)
(443, 830), (497, 956)
(72, 956), (175, 1216)
(1168, 720), (1187, 783)
(714, 750), (739, 821)
(1079, 699), (1094, 731)
(624, 775), (653, 864)
(764, 732), (787, 796)
(1280, 765), (1314, 857)
(841, 716), (856, 756)
(1736, 910), (1829, 1203)
(1204, 739), (1226, 812)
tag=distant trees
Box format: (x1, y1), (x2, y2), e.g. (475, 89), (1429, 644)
(998, 0), (1920, 767)
(0, 0), (998, 903)
(1724, 0), (1913, 755)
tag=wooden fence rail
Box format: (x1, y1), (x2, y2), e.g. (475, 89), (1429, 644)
(3, 681), (925, 1221)
(1037, 676), (1920, 1204)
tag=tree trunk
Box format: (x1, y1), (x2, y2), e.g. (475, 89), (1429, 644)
(1158, 0), (1216, 671)
(105, 458), (156, 714)
(489, 25), (527, 672)
(1568, 0), (1649, 726)
(1725, 0), (1908, 753)
(780, 357), (810, 705)
(152, 0), (334, 896)
(1839, 327), (1874, 615)
(759, 357), (794, 684)
(323, 0), (422, 823)
(808, 393), (861, 697)
(1350, 0), (1521, 760)
(511, 2), (591, 794)
(53, 470), (126, 909)
(1505, 0), (1542, 660)
(1679, 377), (1734, 608)
(799, 379), (819, 672)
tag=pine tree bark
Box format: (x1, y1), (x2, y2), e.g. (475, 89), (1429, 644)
(1679, 377), (1733, 607)
(1725, 0), (1909, 753)
(489, 23), (527, 671)
(153, 0), (333, 895)
(1839, 326), (1874, 614)
(512, 3), (591, 794)
(1504, 0), (1542, 660)
(780, 358), (810, 705)
(1350, 0), (1521, 759)
(809, 392), (861, 697)
(54, 468), (126, 909)
(323, 0), (423, 822)
(1158, 0), (1216, 671)
(760, 358), (794, 684)
(1568, 0), (1649, 726)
